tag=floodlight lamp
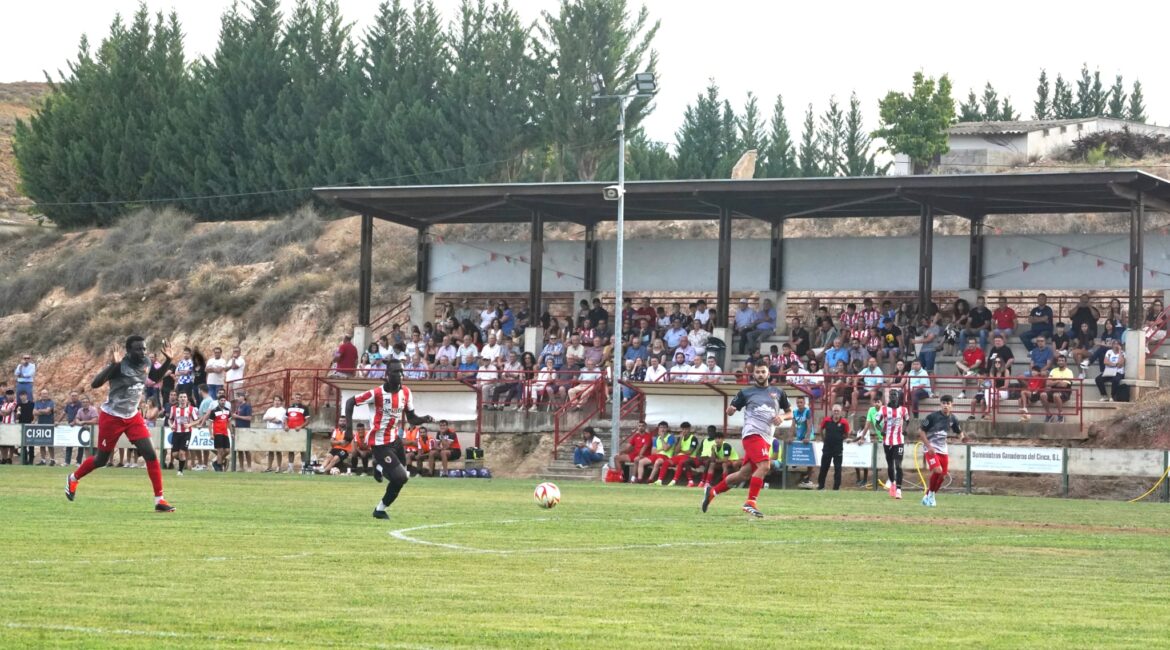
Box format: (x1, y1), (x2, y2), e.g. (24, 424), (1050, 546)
(634, 72), (656, 93)
(591, 73), (605, 95)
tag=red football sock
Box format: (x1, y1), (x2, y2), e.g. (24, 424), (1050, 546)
(713, 478), (730, 495)
(929, 472), (943, 493)
(703, 470), (713, 483)
(747, 476), (764, 503)
(657, 464), (670, 482)
(145, 459), (164, 498)
(73, 456), (98, 480)
(673, 461), (688, 483)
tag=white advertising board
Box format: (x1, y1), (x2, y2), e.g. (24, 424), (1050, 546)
(969, 446), (1064, 474)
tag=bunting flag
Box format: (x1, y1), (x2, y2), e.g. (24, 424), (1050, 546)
(519, 256), (528, 263)
(1096, 259), (1105, 268)
(1153, 270), (1159, 279)
(460, 264), (470, 273)
(994, 227), (1003, 235)
(555, 271), (564, 279)
(1061, 247), (1070, 257)
(489, 252), (498, 261)
(1123, 263), (1131, 273)
(504, 255), (512, 263)
(1021, 261), (1030, 272)
(435, 235), (445, 244)
(1161, 227), (1169, 236)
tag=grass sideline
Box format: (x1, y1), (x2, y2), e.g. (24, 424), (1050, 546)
(2, 467), (1169, 649)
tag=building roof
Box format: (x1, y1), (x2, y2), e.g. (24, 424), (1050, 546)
(315, 170), (1170, 229)
(948, 119), (1092, 136)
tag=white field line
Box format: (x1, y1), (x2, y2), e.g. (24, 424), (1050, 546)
(388, 519), (1033, 555)
(2, 622), (438, 650)
(11, 551), (316, 567)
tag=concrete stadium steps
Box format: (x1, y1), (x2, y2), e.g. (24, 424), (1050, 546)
(538, 459), (604, 482)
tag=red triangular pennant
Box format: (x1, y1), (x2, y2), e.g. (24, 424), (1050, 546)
(460, 264), (470, 273)
(435, 235), (445, 244)
(1096, 259), (1105, 268)
(519, 256), (528, 263)
(1152, 270), (1159, 278)
(1123, 263), (1130, 273)
(1161, 227), (1169, 236)
(504, 255), (512, 263)
(555, 271), (564, 279)
(1021, 261), (1030, 272)
(489, 252), (498, 261)
(1060, 247), (1070, 257)
(994, 227), (1003, 235)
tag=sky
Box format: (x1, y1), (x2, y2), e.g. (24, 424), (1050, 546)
(4, 0), (1170, 146)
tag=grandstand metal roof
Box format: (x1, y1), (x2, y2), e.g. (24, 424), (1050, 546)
(315, 170), (1170, 228)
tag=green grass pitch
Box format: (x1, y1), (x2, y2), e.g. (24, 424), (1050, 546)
(3, 467), (1169, 648)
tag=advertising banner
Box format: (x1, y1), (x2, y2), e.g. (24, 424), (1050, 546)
(969, 446), (1064, 474)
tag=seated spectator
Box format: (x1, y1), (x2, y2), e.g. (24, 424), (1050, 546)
(457, 353), (479, 381)
(694, 300), (712, 330)
(1020, 293), (1055, 351)
(824, 338), (849, 373)
(430, 355), (453, 380)
(847, 337), (871, 368)
(880, 317), (903, 363)
(436, 336), (457, 368)
(744, 298), (777, 355)
(828, 361), (855, 413)
(456, 335), (479, 367)
(583, 335), (605, 368)
(700, 355), (724, 383)
(790, 359), (824, 399)
(573, 426), (606, 468)
(492, 351), (524, 409)
(566, 358), (602, 407)
(986, 334), (1015, 372)
(1095, 339), (1125, 402)
(646, 338), (669, 366)
(590, 297), (610, 330)
(886, 359), (909, 403)
(636, 298), (657, 324)
(575, 299), (591, 328)
(736, 361), (755, 385)
(427, 422), (462, 477)
(789, 317), (811, 359)
(688, 320), (710, 357)
(403, 353), (429, 380)
(669, 352), (691, 383)
(1051, 322), (1071, 359)
(476, 358), (500, 407)
(863, 326), (882, 361)
(859, 298), (882, 333)
(564, 334), (586, 369)
(986, 356), (1016, 415)
(613, 422), (652, 482)
(1017, 365), (1046, 422)
(539, 332), (565, 369)
(624, 335), (649, 365)
(656, 306), (672, 333)
(839, 303), (863, 341)
(675, 336), (698, 364)
(634, 318), (655, 346)
(594, 318), (612, 341)
(1028, 335), (1054, 374)
(856, 356), (885, 404)
(531, 357), (557, 410)
(991, 296), (1017, 339)
(318, 416), (354, 475)
(480, 334), (502, 363)
(643, 356), (668, 383)
(906, 359), (933, 418)
(733, 298), (757, 354)
(1044, 355), (1074, 423)
(620, 358), (646, 402)
(1071, 322), (1099, 378)
(960, 295), (993, 350)
(955, 338), (985, 399)
(577, 318), (596, 344)
(663, 319), (687, 351)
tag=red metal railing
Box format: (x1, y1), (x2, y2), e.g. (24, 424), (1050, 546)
(369, 297), (411, 340)
(552, 376), (608, 459)
(225, 367), (340, 420)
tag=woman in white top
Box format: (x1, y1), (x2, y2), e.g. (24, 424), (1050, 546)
(533, 357), (558, 411)
(262, 396), (288, 473)
(790, 358), (825, 399)
(688, 321), (710, 357)
(1095, 340), (1126, 401)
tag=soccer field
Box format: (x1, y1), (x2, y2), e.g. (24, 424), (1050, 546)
(3, 468), (1169, 649)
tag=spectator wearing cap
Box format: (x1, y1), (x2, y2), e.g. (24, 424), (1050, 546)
(733, 298), (757, 354)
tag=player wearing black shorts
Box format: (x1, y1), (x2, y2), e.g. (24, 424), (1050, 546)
(344, 359), (433, 519)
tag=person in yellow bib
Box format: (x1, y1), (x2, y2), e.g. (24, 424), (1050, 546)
(697, 426), (721, 488)
(710, 430), (742, 486)
(640, 422), (677, 486)
(668, 422), (702, 487)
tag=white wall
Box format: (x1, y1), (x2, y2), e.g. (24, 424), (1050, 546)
(948, 133), (1028, 155)
(428, 235), (1170, 293)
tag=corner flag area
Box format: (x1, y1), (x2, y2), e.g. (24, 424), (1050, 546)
(3, 468), (1169, 648)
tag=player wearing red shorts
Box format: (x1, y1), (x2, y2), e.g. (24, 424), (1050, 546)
(668, 422), (700, 487)
(66, 336), (174, 512)
(702, 364), (791, 517)
(613, 421), (651, 483)
(644, 422), (677, 486)
(918, 394), (968, 507)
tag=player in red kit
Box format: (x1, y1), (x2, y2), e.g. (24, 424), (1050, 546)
(701, 364), (791, 517)
(65, 337), (174, 512)
(344, 359), (434, 520)
(199, 394), (233, 472)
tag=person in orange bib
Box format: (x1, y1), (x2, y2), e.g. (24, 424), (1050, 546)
(318, 416), (354, 475)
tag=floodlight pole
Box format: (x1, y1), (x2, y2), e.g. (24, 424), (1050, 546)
(593, 76), (654, 470)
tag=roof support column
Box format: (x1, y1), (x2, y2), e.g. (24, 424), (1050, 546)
(583, 223), (597, 291)
(529, 210), (545, 327)
(917, 203), (935, 319)
(358, 214), (373, 327)
(968, 215), (985, 291)
(416, 225), (431, 293)
(716, 206), (732, 327)
(1129, 193), (1145, 330)
(769, 218), (784, 291)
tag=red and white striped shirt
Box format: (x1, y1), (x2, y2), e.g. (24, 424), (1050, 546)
(170, 405), (198, 432)
(353, 386), (414, 447)
(879, 405), (909, 446)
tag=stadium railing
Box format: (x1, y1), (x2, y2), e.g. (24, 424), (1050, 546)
(368, 297), (411, 341)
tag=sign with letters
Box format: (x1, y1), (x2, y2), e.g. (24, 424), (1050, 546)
(787, 443), (816, 466)
(51, 425), (93, 448)
(841, 442), (875, 469)
(163, 426), (216, 451)
(969, 446), (1064, 474)
(21, 424), (55, 447)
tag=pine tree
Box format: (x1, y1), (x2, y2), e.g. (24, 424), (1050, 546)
(761, 93), (796, 178)
(959, 90), (982, 122)
(674, 81), (725, 179)
(1107, 75), (1127, 119)
(1033, 69), (1050, 119)
(1052, 74), (1074, 118)
(1127, 80), (1147, 123)
(841, 92), (883, 176)
(797, 103), (822, 177)
(1089, 69), (1107, 116)
(818, 96), (844, 175)
(624, 130), (676, 180)
(980, 83), (1001, 121)
(537, 0), (659, 181)
(999, 96), (1019, 121)
(738, 92), (766, 153)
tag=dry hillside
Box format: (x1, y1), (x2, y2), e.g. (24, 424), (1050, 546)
(0, 82), (49, 221)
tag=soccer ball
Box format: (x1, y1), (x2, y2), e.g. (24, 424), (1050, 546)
(534, 482), (561, 509)
(329, 467), (340, 475)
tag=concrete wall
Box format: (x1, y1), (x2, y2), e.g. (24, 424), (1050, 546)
(948, 133), (1028, 154)
(428, 235), (1170, 293)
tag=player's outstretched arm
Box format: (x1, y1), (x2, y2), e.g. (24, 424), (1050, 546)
(404, 408), (433, 426)
(343, 396), (356, 442)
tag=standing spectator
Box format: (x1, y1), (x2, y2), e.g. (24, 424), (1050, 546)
(283, 393), (310, 473)
(499, 301), (515, 338)
(1095, 339), (1126, 401)
(15, 391), (35, 464)
(454, 298), (473, 324)
(789, 317), (811, 359)
(479, 301), (498, 335)
(1067, 293), (1101, 340)
(1020, 293), (1054, 351)
(0, 391), (14, 464)
(991, 297), (1017, 340)
(907, 359), (933, 418)
(733, 299), (757, 354)
(226, 347), (246, 393)
(61, 391), (83, 466)
(331, 335), (359, 378)
(205, 347), (229, 400)
(233, 391), (253, 472)
(912, 317), (942, 372)
(589, 298), (609, 329)
(817, 404), (850, 491)
(14, 354), (36, 401)
(34, 388), (56, 466)
(743, 299), (777, 355)
(960, 296), (993, 351)
(175, 348), (195, 400)
(198, 395), (233, 472)
(262, 396), (287, 472)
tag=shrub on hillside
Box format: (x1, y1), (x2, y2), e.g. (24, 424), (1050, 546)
(252, 274), (331, 328)
(1061, 128), (1170, 162)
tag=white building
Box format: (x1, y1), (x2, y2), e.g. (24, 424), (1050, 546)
(892, 118), (1170, 175)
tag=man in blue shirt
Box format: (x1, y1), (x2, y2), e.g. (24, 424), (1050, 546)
(733, 299), (758, 354)
(791, 395), (816, 488)
(34, 388), (56, 466)
(1020, 293), (1055, 351)
(744, 299), (777, 356)
(624, 335), (649, 364)
(824, 338), (850, 373)
(539, 334), (566, 370)
(664, 319), (687, 351)
(14, 354), (36, 401)
(1028, 335), (1054, 373)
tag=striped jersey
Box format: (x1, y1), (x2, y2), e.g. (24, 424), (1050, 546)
(878, 405), (909, 446)
(169, 405), (198, 432)
(354, 386), (414, 447)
